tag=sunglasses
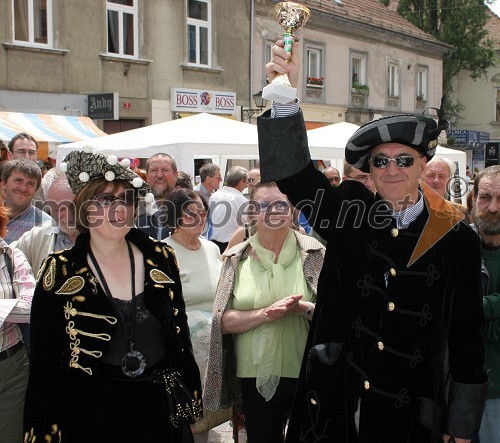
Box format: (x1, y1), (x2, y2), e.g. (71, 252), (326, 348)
(254, 200), (290, 212)
(369, 154), (420, 169)
(184, 209), (208, 218)
(328, 176), (341, 182)
(89, 193), (135, 206)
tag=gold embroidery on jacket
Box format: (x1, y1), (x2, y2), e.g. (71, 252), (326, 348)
(70, 339), (103, 359)
(72, 295), (86, 302)
(76, 267), (88, 275)
(65, 321), (111, 341)
(42, 257), (57, 291)
(162, 246), (169, 259)
(146, 258), (158, 267)
(150, 269), (173, 284)
(64, 302), (117, 324)
(55, 276), (85, 295)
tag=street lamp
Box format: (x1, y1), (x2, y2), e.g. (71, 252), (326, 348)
(241, 91), (269, 121)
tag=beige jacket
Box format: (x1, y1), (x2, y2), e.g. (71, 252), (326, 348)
(203, 230), (325, 411)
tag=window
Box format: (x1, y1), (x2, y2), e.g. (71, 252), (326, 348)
(386, 60), (400, 97)
(305, 45), (323, 86)
(351, 52), (367, 87)
(107, 0), (138, 57)
(187, 0), (211, 66)
(416, 66), (428, 100)
(12, 0), (52, 46)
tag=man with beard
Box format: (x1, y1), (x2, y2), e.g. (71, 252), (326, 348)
(472, 165), (500, 443)
(136, 153), (178, 239)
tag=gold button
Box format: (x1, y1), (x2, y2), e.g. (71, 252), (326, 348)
(388, 302), (395, 311)
(310, 398), (317, 405)
(173, 308), (179, 317)
(377, 341), (384, 350)
(364, 380), (370, 390)
(176, 326), (180, 334)
(391, 228), (399, 237)
(169, 289), (174, 300)
(389, 268), (396, 277)
(70, 362), (78, 368)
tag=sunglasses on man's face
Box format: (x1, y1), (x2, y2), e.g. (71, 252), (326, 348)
(369, 154), (420, 169)
(89, 193), (135, 206)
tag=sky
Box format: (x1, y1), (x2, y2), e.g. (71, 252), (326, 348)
(489, 1), (500, 16)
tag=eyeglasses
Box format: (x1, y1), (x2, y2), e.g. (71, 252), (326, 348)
(13, 149), (37, 157)
(184, 209), (208, 218)
(369, 154), (420, 169)
(328, 176), (341, 183)
(248, 178), (258, 184)
(254, 200), (290, 212)
(89, 193), (135, 206)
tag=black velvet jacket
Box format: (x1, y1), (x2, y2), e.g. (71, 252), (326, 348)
(23, 228), (201, 442)
(257, 110), (488, 442)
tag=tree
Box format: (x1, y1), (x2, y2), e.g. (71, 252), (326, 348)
(395, 0), (495, 108)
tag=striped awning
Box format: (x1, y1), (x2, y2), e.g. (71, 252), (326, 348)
(0, 111), (106, 143)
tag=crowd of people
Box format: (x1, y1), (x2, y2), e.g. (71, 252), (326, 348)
(0, 41), (499, 443)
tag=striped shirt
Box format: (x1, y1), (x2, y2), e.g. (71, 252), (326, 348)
(5, 205), (52, 244)
(0, 243), (35, 352)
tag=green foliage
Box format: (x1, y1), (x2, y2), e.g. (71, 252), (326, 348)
(352, 83), (370, 95)
(396, 0), (495, 102)
(379, 0), (390, 6)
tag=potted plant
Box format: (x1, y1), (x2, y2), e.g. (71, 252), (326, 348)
(306, 76), (324, 87)
(351, 83), (369, 95)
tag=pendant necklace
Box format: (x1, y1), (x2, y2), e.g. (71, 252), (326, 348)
(88, 241), (146, 378)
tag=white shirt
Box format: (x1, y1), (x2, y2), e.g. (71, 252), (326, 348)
(208, 186), (248, 243)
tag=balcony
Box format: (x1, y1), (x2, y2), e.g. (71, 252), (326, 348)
(351, 84), (369, 108)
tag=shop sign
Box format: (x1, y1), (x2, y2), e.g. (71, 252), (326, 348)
(171, 88), (236, 114)
(88, 93), (119, 120)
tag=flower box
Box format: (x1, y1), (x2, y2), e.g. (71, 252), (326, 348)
(306, 76), (324, 87)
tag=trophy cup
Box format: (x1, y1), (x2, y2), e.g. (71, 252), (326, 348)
(262, 2), (310, 104)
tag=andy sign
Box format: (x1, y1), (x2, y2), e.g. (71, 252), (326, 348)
(171, 88), (236, 114)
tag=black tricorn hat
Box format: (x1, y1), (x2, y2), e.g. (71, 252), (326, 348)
(345, 114), (449, 173)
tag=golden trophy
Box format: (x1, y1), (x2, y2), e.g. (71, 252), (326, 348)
(262, 2), (310, 104)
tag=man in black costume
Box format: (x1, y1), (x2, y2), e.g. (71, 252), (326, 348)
(257, 41), (488, 443)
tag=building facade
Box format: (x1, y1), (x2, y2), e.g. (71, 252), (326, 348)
(0, 0), (251, 156)
(253, 0), (451, 128)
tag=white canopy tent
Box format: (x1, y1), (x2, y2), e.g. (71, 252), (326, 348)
(57, 113), (361, 178)
(57, 113), (260, 179)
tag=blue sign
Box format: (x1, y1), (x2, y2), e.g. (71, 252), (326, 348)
(448, 129), (490, 144)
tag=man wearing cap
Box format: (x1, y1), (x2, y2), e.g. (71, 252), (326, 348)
(257, 42), (487, 443)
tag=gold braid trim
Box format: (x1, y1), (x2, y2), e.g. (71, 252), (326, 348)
(65, 321), (112, 341)
(64, 302), (117, 324)
(70, 339), (102, 359)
